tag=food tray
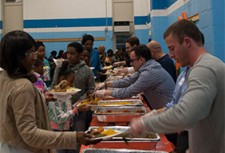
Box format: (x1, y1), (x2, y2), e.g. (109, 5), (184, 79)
(86, 126), (124, 140)
(94, 106), (146, 123)
(87, 126), (160, 142)
(111, 126), (160, 142)
(98, 99), (143, 107)
(95, 106), (146, 115)
(76, 99), (98, 111)
(82, 148), (167, 153)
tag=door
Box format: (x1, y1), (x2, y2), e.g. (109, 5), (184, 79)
(112, 0), (134, 50)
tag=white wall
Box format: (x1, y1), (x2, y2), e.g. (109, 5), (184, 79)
(24, 0), (149, 20)
(24, 0), (112, 19)
(22, 0), (151, 56)
(134, 0), (150, 16)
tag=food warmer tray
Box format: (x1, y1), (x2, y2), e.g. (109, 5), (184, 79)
(94, 106), (147, 123)
(82, 148), (167, 153)
(98, 99), (143, 107)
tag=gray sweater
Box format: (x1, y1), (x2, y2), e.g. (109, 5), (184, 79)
(142, 53), (225, 153)
(112, 59), (175, 109)
(51, 61), (95, 103)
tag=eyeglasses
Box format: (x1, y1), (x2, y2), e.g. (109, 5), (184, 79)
(25, 50), (37, 57)
(130, 58), (139, 63)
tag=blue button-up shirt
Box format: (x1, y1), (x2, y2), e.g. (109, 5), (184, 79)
(166, 67), (189, 109)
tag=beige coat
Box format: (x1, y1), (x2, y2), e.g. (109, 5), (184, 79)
(0, 71), (77, 153)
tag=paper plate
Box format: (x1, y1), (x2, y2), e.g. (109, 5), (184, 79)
(86, 126), (125, 140)
(102, 65), (113, 70)
(90, 67), (95, 70)
(50, 88), (81, 96)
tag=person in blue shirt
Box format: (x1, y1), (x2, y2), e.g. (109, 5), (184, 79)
(81, 34), (101, 78)
(147, 40), (176, 82)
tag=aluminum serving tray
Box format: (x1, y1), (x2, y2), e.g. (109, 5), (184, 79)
(98, 99), (143, 107)
(87, 126), (160, 142)
(82, 148), (168, 153)
(86, 126), (161, 151)
(94, 106), (147, 122)
(76, 99), (98, 111)
(111, 126), (160, 142)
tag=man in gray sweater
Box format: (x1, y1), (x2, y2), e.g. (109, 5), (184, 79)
(129, 20), (225, 153)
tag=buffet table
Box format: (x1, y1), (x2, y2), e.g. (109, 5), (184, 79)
(79, 98), (175, 153)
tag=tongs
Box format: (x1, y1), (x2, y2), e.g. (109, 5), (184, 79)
(87, 93), (96, 102)
(122, 136), (129, 144)
(121, 128), (130, 144)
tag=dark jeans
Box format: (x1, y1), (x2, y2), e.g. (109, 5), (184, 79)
(176, 131), (189, 153)
(72, 110), (92, 131)
(165, 133), (178, 147)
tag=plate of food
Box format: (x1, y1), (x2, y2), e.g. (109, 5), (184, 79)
(76, 97), (99, 111)
(86, 126), (124, 140)
(102, 65), (113, 71)
(50, 80), (81, 96)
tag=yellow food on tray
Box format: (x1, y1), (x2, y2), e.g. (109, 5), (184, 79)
(79, 97), (99, 106)
(101, 129), (118, 136)
(99, 101), (132, 106)
(102, 65), (113, 70)
(66, 87), (78, 92)
(89, 127), (118, 137)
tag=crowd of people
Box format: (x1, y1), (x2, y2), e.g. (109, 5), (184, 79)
(0, 19), (224, 153)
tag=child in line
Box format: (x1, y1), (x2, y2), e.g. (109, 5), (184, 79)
(48, 62), (90, 153)
(33, 58), (47, 93)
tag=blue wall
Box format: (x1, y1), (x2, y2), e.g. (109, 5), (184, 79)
(25, 15), (151, 57)
(151, 16), (169, 53)
(29, 30), (114, 58)
(24, 18), (113, 28)
(211, 0), (225, 60)
(151, 0), (177, 9)
(150, 0), (225, 62)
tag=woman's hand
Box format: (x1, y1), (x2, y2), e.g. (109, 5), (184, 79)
(77, 131), (102, 145)
(44, 92), (55, 102)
